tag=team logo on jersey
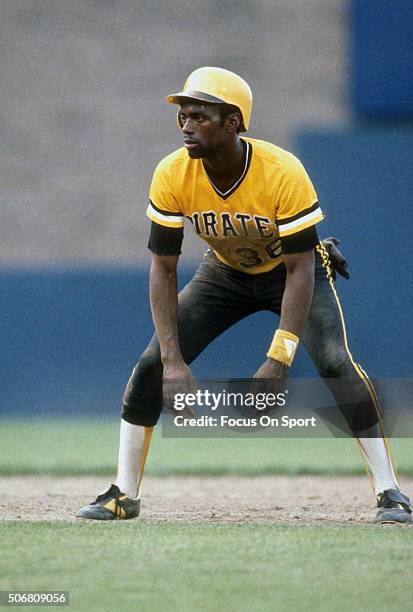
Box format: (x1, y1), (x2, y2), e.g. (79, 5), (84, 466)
(186, 211), (276, 239)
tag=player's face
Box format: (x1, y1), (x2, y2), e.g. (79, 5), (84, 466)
(178, 102), (226, 158)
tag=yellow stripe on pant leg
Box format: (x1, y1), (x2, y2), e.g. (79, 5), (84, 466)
(136, 426), (154, 496)
(356, 364), (400, 488)
(316, 243), (383, 416)
(346, 359), (399, 489)
(316, 243), (399, 491)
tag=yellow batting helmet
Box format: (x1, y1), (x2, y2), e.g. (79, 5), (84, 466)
(166, 67), (253, 132)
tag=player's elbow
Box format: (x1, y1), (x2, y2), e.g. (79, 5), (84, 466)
(284, 249), (315, 283)
(150, 253), (179, 280)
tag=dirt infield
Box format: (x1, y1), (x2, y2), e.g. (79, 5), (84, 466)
(1, 475), (412, 524)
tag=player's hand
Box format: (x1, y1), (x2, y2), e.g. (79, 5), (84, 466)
(321, 237), (350, 280)
(253, 358), (288, 380)
(251, 358), (288, 416)
(162, 360), (197, 417)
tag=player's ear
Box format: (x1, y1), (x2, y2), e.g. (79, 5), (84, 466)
(226, 112), (241, 134)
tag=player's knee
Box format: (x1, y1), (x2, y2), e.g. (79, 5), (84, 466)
(121, 347), (163, 423)
(316, 344), (353, 378)
(132, 346), (162, 381)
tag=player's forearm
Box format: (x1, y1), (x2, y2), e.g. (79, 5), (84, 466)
(265, 251), (314, 369)
(149, 256), (183, 364)
(279, 252), (315, 336)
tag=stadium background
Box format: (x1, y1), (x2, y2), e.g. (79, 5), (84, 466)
(2, 0), (412, 416)
(1, 2), (413, 610)
(1, 1), (412, 416)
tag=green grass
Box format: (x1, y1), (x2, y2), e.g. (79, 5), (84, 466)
(1, 418), (413, 476)
(1, 522), (412, 611)
(2, 420), (413, 611)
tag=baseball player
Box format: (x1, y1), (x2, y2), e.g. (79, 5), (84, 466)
(77, 67), (411, 523)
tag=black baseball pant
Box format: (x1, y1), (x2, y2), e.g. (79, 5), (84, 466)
(122, 244), (380, 431)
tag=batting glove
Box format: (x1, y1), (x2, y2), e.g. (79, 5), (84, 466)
(321, 236), (350, 280)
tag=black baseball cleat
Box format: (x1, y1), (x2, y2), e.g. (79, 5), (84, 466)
(76, 484), (140, 520)
(375, 489), (412, 524)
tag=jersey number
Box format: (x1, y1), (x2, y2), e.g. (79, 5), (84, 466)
(234, 239), (281, 269)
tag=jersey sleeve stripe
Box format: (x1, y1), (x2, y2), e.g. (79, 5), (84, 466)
(277, 202), (320, 225)
(278, 208), (324, 237)
(147, 201), (185, 228)
(149, 199), (184, 217)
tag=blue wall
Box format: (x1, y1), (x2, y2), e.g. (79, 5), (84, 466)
(0, 267), (293, 416)
(351, 0), (413, 119)
(1, 268), (152, 416)
(294, 127), (413, 378)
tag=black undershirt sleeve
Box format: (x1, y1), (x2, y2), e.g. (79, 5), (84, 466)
(148, 220), (318, 257)
(280, 225), (319, 254)
(147, 221), (184, 256)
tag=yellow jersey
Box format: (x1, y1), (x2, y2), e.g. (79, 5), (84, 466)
(147, 137), (323, 274)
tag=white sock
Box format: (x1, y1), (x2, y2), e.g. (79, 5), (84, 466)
(115, 419), (153, 499)
(357, 427), (399, 495)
